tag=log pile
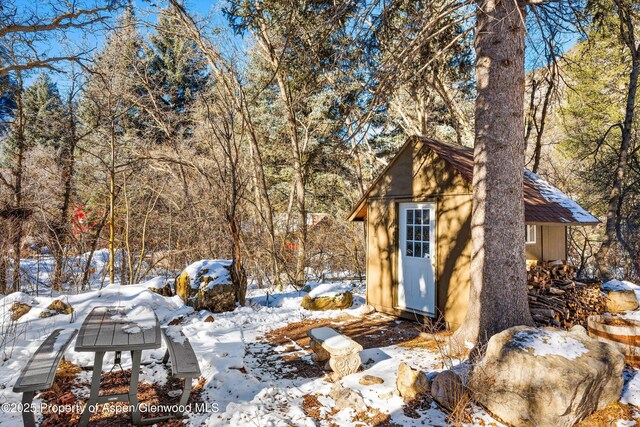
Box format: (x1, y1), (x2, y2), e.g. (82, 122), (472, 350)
(528, 261), (605, 329)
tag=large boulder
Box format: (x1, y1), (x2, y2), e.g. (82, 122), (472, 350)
(39, 300), (73, 318)
(471, 326), (624, 427)
(175, 260), (237, 312)
(301, 283), (354, 311)
(606, 290), (638, 313)
(396, 362), (431, 400)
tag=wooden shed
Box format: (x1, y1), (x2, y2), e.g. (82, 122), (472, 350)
(348, 136), (598, 330)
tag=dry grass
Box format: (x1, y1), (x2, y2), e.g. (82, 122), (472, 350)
(576, 402), (639, 427)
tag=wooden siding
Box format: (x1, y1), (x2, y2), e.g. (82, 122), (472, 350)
(525, 225), (567, 261)
(365, 139), (472, 329)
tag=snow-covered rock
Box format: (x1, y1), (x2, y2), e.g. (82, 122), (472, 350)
(301, 282), (354, 311)
(175, 260), (237, 312)
(142, 276), (173, 297)
(471, 325), (625, 427)
(39, 299), (73, 318)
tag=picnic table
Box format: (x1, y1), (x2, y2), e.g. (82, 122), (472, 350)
(75, 306), (161, 426)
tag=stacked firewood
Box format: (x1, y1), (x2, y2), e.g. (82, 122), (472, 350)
(527, 261), (606, 329)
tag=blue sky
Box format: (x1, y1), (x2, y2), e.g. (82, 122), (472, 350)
(13, 0), (578, 93)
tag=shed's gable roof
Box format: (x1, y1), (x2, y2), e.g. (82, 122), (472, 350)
(349, 136), (599, 225)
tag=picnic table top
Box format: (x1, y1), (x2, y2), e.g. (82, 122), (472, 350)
(75, 306), (162, 352)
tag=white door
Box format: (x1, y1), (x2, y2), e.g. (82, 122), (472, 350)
(397, 202), (436, 315)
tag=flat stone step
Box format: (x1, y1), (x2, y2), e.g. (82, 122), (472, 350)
(307, 327), (363, 356)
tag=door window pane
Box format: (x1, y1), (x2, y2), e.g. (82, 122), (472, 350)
(422, 209), (430, 224)
(414, 242), (422, 257)
(404, 207), (432, 258)
(422, 242), (430, 256)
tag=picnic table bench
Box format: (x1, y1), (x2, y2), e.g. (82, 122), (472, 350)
(161, 328), (201, 416)
(307, 327), (362, 378)
(13, 329), (77, 427)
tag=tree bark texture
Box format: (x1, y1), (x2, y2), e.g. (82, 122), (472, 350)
(451, 0), (533, 350)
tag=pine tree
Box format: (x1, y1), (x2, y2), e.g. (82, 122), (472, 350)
(143, 10), (208, 145)
(23, 73), (67, 148)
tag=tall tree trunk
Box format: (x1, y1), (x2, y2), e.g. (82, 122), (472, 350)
(0, 255), (6, 294)
(108, 117), (117, 285)
(595, 48), (640, 280)
(531, 65), (556, 173)
(265, 34), (307, 285)
(11, 76), (25, 292)
(51, 95), (78, 290)
(81, 208), (109, 290)
(451, 0), (533, 351)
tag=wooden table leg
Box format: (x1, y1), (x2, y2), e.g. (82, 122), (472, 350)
(129, 350), (142, 425)
(78, 351), (105, 427)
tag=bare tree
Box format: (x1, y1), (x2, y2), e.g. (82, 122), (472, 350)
(0, 0), (124, 75)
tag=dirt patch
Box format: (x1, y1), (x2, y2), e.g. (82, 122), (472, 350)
(260, 313), (436, 379)
(302, 394), (324, 419)
(38, 360), (205, 426)
(265, 313), (431, 352)
(354, 408), (403, 426)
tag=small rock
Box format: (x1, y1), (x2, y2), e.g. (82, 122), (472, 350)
(301, 284), (312, 293)
(396, 362), (431, 400)
(149, 283), (173, 297)
(39, 300), (73, 318)
(606, 290), (639, 313)
(359, 375), (384, 386)
(431, 370), (465, 412)
(10, 302), (31, 321)
(204, 315), (215, 323)
(360, 304), (375, 315)
(168, 316), (184, 325)
(378, 389), (398, 400)
(329, 384), (367, 412)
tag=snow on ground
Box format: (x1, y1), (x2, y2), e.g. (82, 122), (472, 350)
(0, 272), (466, 426)
(2, 256), (640, 426)
(511, 329), (589, 360)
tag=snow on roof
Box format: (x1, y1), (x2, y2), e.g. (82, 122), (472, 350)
(184, 260), (233, 290)
(523, 170), (599, 224)
(349, 137), (600, 225)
